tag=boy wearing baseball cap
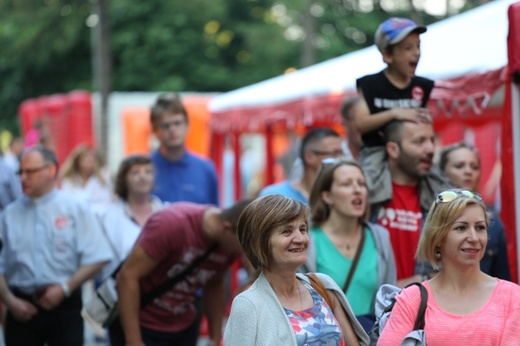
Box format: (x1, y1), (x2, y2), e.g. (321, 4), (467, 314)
(355, 17), (434, 149)
(353, 18), (440, 205)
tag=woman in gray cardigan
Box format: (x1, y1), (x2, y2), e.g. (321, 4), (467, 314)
(224, 195), (369, 346)
(305, 159), (396, 330)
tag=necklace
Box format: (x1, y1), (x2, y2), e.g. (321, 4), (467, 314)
(343, 224), (363, 251)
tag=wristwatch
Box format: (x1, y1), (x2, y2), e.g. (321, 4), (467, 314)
(60, 282), (71, 298)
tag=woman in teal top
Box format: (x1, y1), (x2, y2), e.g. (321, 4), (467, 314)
(306, 159), (396, 330)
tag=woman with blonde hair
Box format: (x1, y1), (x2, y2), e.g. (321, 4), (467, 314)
(59, 144), (112, 215)
(225, 194), (369, 346)
(378, 189), (520, 344)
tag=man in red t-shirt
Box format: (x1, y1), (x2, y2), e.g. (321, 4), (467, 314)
(370, 120), (452, 286)
(111, 200), (251, 346)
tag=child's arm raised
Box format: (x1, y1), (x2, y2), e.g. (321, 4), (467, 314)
(355, 89), (431, 135)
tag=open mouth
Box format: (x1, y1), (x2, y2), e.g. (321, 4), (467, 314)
(421, 157), (433, 165)
(289, 249), (304, 253)
(352, 198), (363, 206)
(462, 249), (479, 253)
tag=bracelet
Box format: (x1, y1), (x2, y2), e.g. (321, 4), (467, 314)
(60, 282), (71, 297)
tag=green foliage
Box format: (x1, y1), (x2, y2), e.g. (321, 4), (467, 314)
(109, 0), (297, 91)
(0, 0), (480, 133)
(0, 0), (91, 132)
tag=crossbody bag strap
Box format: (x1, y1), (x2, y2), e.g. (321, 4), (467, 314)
(97, 213), (126, 279)
(342, 227), (366, 293)
(140, 243), (218, 308)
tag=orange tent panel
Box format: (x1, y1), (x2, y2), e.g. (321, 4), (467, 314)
(122, 107), (152, 155)
(183, 95), (213, 158)
(122, 95), (214, 157)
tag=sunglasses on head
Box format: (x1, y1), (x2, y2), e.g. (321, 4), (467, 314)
(434, 189), (482, 206)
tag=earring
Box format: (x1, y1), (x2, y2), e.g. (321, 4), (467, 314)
(435, 250), (441, 260)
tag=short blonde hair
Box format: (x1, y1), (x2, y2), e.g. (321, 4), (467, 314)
(416, 195), (489, 270)
(59, 144), (107, 186)
(236, 194), (309, 270)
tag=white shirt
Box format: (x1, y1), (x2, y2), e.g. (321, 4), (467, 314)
(0, 189), (112, 293)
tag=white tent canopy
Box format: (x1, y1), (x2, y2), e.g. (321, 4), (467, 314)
(210, 0), (516, 113)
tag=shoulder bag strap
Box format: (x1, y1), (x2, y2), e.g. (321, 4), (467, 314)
(97, 212), (126, 279)
(404, 282), (429, 330)
(306, 273), (334, 309)
(140, 243), (218, 308)
(342, 227), (366, 293)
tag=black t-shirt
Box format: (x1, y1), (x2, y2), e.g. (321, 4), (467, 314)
(356, 70), (435, 147)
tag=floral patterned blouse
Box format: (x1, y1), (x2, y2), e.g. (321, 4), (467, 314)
(284, 280), (345, 346)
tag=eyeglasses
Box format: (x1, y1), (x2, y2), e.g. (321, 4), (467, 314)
(434, 189), (482, 206)
(310, 149), (344, 158)
(17, 165), (49, 176)
(318, 158), (356, 176)
(321, 157), (339, 166)
(158, 120), (186, 131)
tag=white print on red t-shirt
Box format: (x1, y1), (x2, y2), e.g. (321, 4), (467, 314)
(378, 207), (422, 232)
(412, 86), (424, 102)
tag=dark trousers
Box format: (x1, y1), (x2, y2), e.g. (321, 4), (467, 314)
(5, 291), (83, 346)
(109, 317), (199, 346)
(356, 313), (376, 333)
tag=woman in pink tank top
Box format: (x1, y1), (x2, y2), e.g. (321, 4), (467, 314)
(378, 189), (520, 345)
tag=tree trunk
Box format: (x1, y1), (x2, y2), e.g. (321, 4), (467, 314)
(91, 0), (111, 156)
(301, 0), (316, 67)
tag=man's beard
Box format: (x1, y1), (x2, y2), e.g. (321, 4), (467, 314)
(396, 145), (431, 179)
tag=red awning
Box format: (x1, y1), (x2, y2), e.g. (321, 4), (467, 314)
(209, 92), (348, 134)
(430, 67), (506, 117)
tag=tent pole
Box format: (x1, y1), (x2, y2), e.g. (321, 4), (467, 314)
(265, 124), (275, 186)
(233, 132), (242, 202)
(511, 83), (520, 283)
(211, 132), (224, 206)
(506, 1), (520, 284)
(502, 80), (520, 284)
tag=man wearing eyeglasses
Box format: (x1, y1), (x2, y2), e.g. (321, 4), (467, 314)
(0, 146), (111, 346)
(258, 127), (343, 204)
(288, 97), (363, 181)
(368, 120), (452, 287)
(149, 93), (219, 205)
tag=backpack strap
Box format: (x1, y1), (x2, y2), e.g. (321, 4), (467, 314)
(404, 282), (428, 330)
(368, 283), (428, 345)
